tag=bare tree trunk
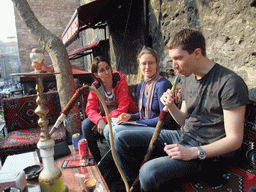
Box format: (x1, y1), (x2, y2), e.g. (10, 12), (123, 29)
(12, 0), (81, 141)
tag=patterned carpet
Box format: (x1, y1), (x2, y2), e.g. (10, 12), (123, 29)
(181, 166), (256, 192)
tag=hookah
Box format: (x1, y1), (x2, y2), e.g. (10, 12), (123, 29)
(11, 47), (130, 191)
(11, 48), (67, 192)
(12, 47), (127, 191)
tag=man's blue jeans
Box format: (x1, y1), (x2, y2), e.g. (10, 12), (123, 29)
(114, 129), (205, 192)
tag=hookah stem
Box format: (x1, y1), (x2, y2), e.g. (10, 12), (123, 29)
(49, 85), (89, 136)
(130, 73), (180, 191)
(171, 72), (181, 92)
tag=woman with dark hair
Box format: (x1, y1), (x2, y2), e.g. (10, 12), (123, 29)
(81, 56), (138, 162)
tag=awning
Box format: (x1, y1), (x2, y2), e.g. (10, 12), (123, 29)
(68, 40), (109, 60)
(62, 0), (111, 46)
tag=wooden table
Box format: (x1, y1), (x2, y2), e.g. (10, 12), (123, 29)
(1, 146), (110, 192)
(55, 146), (110, 192)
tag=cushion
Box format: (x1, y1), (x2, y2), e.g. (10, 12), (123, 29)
(2, 92), (61, 132)
(0, 124), (66, 152)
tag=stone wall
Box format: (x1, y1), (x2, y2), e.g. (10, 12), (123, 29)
(148, 0), (256, 99)
(14, 0), (83, 72)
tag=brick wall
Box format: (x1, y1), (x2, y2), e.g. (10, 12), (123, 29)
(14, 0), (84, 72)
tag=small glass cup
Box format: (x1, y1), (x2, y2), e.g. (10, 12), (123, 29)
(84, 178), (96, 192)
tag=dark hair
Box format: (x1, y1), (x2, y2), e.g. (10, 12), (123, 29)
(91, 56), (112, 82)
(167, 28), (206, 56)
(47, 82), (56, 90)
(137, 47), (159, 65)
(27, 88), (36, 95)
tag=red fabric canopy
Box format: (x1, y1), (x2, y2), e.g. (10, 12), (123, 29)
(68, 40), (100, 57)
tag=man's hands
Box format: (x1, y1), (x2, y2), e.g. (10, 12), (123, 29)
(97, 119), (106, 135)
(164, 143), (198, 161)
(160, 89), (175, 108)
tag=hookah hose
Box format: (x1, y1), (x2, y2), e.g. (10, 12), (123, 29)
(130, 73), (180, 191)
(48, 85), (130, 192)
(49, 86), (88, 135)
(89, 86), (130, 192)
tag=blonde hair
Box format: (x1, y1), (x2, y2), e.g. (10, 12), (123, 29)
(137, 47), (159, 65)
